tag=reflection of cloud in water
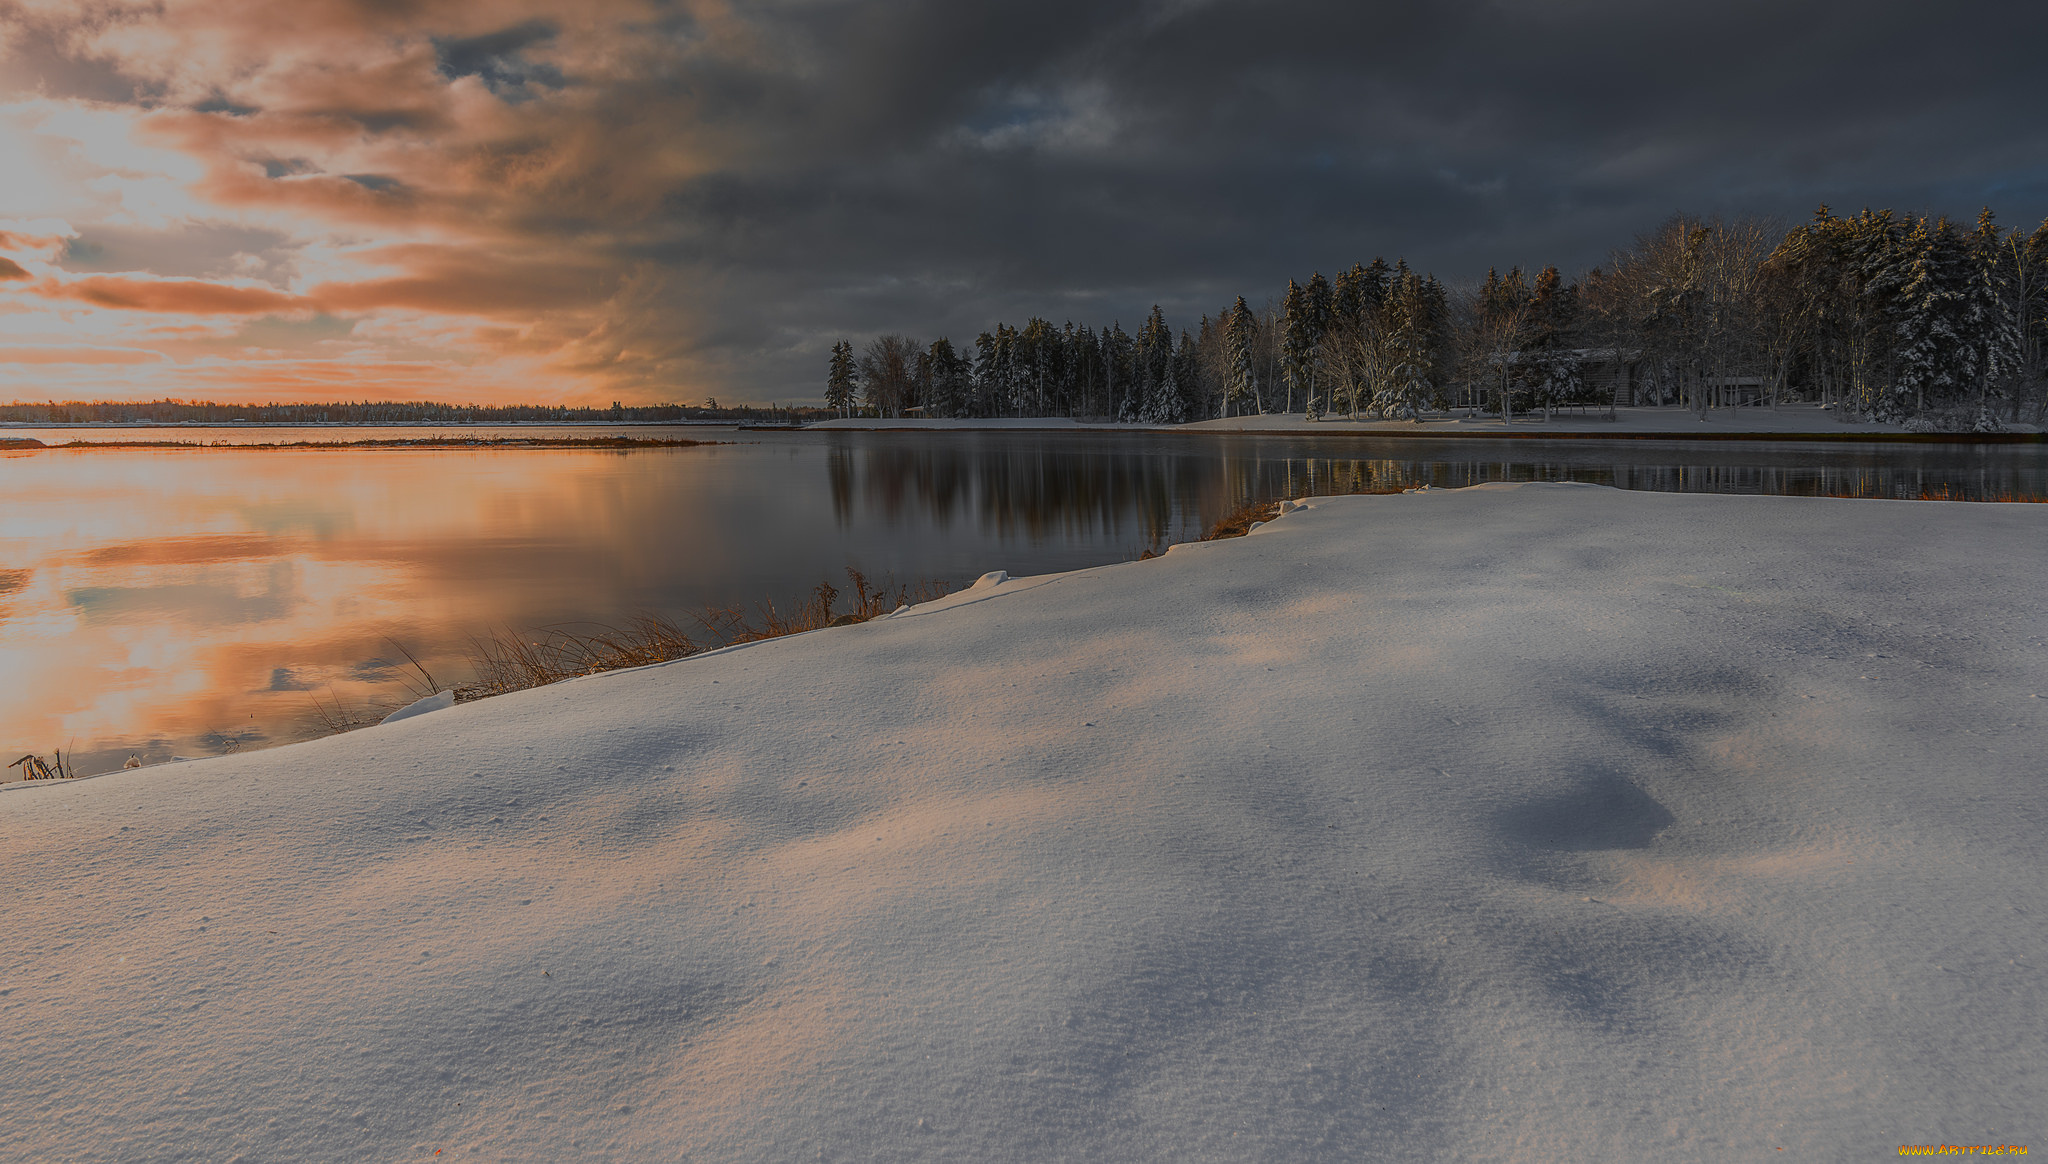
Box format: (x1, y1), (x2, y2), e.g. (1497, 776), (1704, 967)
(81, 534), (291, 567)
(64, 561), (304, 627)
(268, 666), (317, 692)
(15, 435), (2045, 773)
(237, 499), (358, 540)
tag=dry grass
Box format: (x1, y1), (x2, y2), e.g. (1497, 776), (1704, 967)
(458, 567), (951, 702)
(1896, 486), (2046, 503)
(7, 749), (75, 781)
(1203, 498), (1284, 540)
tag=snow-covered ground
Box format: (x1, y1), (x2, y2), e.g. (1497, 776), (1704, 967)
(1183, 403), (1925, 435)
(813, 405), (2045, 437)
(808, 416), (1104, 431)
(808, 404), (1956, 435)
(4, 485), (2042, 1161)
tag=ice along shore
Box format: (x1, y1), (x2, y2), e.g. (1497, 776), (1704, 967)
(2, 483), (2041, 1161)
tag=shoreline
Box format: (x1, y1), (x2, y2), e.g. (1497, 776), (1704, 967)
(808, 403), (2045, 441)
(802, 423), (2047, 444)
(0, 434), (725, 450)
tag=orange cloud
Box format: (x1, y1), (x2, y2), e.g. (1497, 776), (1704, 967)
(0, 345), (167, 365)
(0, 0), (808, 404)
(43, 276), (311, 315)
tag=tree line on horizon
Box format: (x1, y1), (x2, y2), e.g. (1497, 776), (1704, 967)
(826, 207), (2048, 431)
(0, 398), (831, 426)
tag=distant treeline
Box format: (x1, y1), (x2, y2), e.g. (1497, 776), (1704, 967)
(829, 207), (2048, 431)
(0, 399), (834, 425)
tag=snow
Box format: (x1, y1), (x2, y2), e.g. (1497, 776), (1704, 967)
(379, 689), (457, 726)
(808, 417), (1099, 430)
(3, 484), (2042, 1160)
(804, 404), (1965, 435)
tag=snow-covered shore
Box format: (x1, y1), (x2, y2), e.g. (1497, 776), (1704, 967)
(4, 485), (2042, 1161)
(807, 403), (1998, 436)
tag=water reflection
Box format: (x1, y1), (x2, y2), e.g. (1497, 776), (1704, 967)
(3, 430), (2041, 777)
(825, 432), (2047, 543)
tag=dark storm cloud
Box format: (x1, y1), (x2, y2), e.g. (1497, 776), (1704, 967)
(597, 0), (2048, 397)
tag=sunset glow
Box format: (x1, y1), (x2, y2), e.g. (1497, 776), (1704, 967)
(1, 0), (713, 405)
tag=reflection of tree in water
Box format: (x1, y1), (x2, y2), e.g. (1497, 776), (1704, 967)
(829, 437), (2046, 547)
(833, 442), (1200, 547)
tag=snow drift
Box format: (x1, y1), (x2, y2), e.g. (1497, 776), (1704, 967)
(3, 484), (2041, 1161)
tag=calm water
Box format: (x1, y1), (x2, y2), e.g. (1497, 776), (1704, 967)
(4, 426), (2041, 774)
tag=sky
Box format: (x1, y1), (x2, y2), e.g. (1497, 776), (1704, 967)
(3, 0), (2045, 407)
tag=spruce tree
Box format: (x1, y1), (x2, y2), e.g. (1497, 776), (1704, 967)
(1174, 330), (1202, 421)
(972, 332), (1000, 417)
(1892, 216), (1974, 418)
(1305, 272), (1333, 417)
(1281, 279), (1313, 415)
(825, 340), (857, 417)
(923, 338), (967, 418)
(1225, 297), (1260, 417)
(1968, 209), (2022, 425)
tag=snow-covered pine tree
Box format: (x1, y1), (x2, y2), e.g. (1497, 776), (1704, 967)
(1305, 272), (1333, 418)
(1420, 275), (1456, 398)
(1105, 323), (1135, 422)
(1372, 272), (1433, 420)
(1891, 217), (1975, 419)
(825, 340), (857, 417)
(923, 338), (968, 418)
(1135, 306), (1176, 423)
(1333, 264), (1365, 335)
(1174, 330), (1202, 421)
(972, 331), (1000, 417)
(1362, 258), (1391, 316)
(2022, 220), (2048, 423)
(1224, 298), (1259, 418)
(1968, 209), (2022, 427)
(1074, 324), (1102, 417)
(1280, 280), (1312, 415)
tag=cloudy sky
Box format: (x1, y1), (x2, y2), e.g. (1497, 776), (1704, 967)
(3, 0), (2044, 406)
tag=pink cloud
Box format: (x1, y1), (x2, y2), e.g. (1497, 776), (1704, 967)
(0, 345), (167, 365)
(43, 276), (311, 315)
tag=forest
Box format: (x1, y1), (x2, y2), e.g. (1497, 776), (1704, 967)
(0, 398), (825, 425)
(828, 208), (2048, 432)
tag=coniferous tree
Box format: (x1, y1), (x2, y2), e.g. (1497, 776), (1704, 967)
(1280, 280), (1314, 416)
(971, 332), (1001, 417)
(1173, 330), (1203, 420)
(1304, 272), (1333, 416)
(921, 338), (969, 418)
(1891, 217), (1975, 419)
(1224, 297), (1260, 417)
(1967, 209), (2023, 426)
(2016, 219), (2048, 423)
(825, 340), (858, 417)
(1104, 323), (1135, 422)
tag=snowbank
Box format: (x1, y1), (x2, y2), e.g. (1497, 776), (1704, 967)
(806, 405), (1981, 437)
(807, 416), (1101, 430)
(1181, 403), (1922, 435)
(3, 485), (2042, 1160)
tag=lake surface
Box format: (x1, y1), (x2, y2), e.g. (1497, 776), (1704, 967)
(4, 425), (2042, 775)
